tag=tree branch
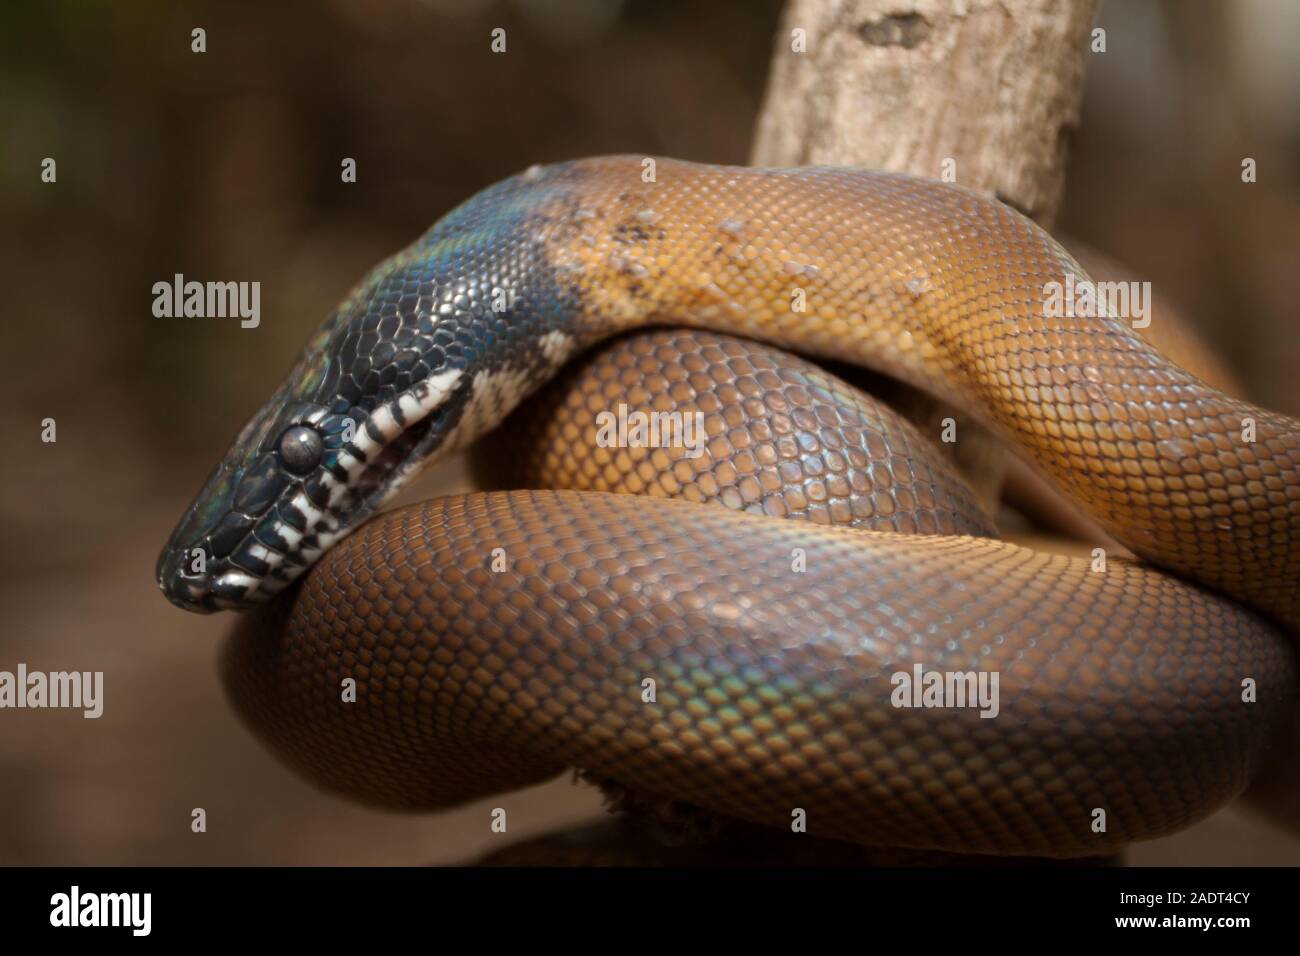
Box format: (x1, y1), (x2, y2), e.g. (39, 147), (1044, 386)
(751, 0), (1097, 226)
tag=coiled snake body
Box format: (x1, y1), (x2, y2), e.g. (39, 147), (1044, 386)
(160, 157), (1300, 858)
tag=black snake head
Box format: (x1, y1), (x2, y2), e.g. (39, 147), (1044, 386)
(158, 161), (589, 613)
(154, 243), (492, 613)
(157, 342), (469, 613)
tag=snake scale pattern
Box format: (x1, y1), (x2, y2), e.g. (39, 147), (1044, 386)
(160, 157), (1300, 857)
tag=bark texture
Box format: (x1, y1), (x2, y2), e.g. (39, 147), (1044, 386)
(751, 0), (1098, 226)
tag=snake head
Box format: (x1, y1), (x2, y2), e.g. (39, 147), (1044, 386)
(156, 291), (470, 613)
(158, 161), (585, 613)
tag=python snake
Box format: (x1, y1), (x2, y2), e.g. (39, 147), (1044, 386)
(159, 156), (1300, 858)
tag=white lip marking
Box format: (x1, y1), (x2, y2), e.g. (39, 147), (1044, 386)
(398, 393), (423, 419)
(350, 428), (377, 455)
(418, 368), (464, 407)
(218, 571), (258, 593)
(370, 403), (399, 439)
(347, 369), (464, 461)
(291, 492), (323, 526)
(246, 542), (282, 568)
(337, 447), (367, 478)
(315, 529), (342, 552)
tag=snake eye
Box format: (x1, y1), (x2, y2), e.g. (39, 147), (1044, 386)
(278, 425), (323, 475)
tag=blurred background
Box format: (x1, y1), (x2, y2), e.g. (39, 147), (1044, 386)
(1, 0), (1297, 864)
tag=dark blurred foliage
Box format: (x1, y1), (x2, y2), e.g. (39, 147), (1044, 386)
(2, 0), (780, 457)
(0, 0), (1296, 864)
